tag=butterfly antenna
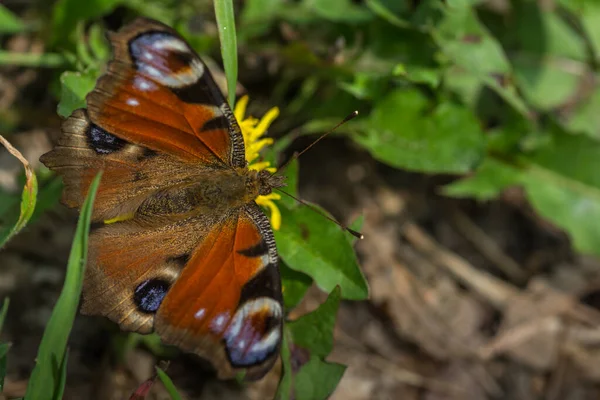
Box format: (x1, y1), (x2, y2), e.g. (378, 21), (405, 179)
(277, 110), (359, 175)
(275, 188), (364, 240)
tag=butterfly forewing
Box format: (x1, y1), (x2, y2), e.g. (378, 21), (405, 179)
(88, 17), (246, 167)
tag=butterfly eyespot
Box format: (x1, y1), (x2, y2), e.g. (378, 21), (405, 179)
(87, 124), (127, 154)
(133, 278), (170, 313)
(129, 32), (204, 89)
(224, 298), (282, 367)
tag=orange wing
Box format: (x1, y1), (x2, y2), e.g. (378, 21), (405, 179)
(40, 17), (246, 220)
(87, 17), (246, 167)
(81, 203), (282, 379)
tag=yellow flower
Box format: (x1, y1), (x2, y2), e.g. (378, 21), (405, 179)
(234, 95), (282, 230)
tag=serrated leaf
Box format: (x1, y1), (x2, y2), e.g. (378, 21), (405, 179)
(354, 89), (485, 173)
(25, 173), (101, 400)
(287, 286), (341, 356)
(57, 70), (98, 118)
(0, 136), (37, 248)
(275, 204), (368, 300)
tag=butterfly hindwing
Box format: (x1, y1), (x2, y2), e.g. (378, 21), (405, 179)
(81, 203), (281, 378)
(156, 202), (282, 379)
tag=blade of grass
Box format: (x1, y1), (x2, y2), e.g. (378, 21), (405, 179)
(0, 298), (9, 332)
(24, 172), (102, 400)
(0, 343), (9, 392)
(0, 5), (26, 34)
(55, 349), (69, 400)
(0, 51), (70, 68)
(155, 367), (183, 400)
(0, 136), (37, 248)
(213, 0), (238, 107)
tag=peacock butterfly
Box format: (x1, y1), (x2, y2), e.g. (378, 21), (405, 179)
(40, 17), (285, 379)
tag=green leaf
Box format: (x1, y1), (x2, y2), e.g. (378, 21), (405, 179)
(0, 5), (26, 34)
(434, 2), (530, 117)
(393, 64), (441, 88)
(294, 357), (346, 400)
(155, 367), (183, 400)
(354, 89), (485, 173)
(445, 129), (600, 257)
(281, 263), (312, 310)
(276, 329), (293, 400)
(510, 3), (587, 110)
(287, 286), (341, 356)
(214, 0), (238, 107)
(365, 0), (411, 29)
(278, 287), (346, 400)
(512, 57), (584, 111)
(0, 136), (38, 248)
(51, 0), (125, 45)
(25, 173), (102, 400)
(275, 204), (368, 300)
(57, 69), (98, 118)
(565, 1), (600, 62)
(0, 344), (9, 359)
(304, 0), (373, 22)
(278, 158), (299, 208)
(562, 86), (600, 140)
(443, 158), (521, 201)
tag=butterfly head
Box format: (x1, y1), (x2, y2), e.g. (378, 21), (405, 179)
(256, 169), (286, 196)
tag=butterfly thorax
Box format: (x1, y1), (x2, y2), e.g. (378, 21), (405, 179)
(137, 168), (285, 218)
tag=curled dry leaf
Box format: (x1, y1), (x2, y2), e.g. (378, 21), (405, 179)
(0, 134), (37, 248)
